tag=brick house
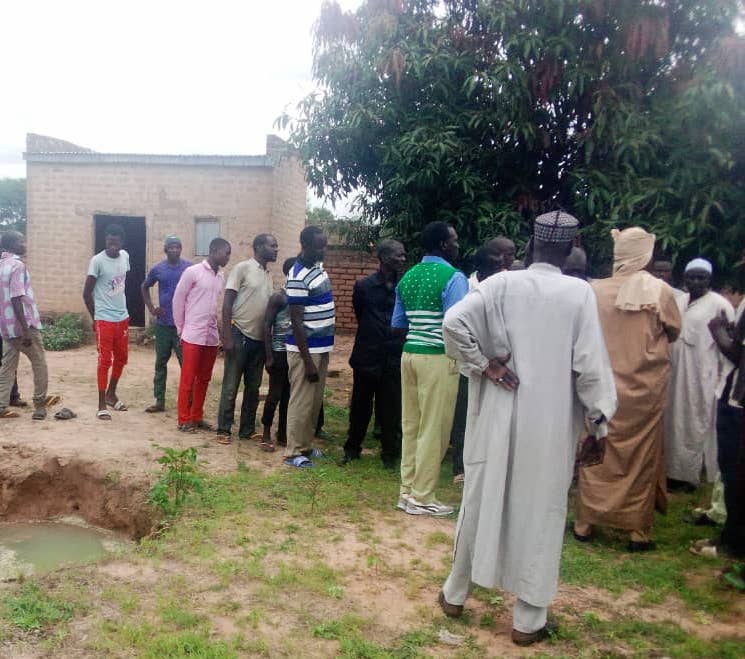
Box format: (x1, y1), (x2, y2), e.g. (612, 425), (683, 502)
(23, 133), (305, 327)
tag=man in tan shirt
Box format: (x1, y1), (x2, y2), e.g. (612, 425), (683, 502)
(216, 234), (278, 442)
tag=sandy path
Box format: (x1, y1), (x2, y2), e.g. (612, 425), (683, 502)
(2, 336), (356, 480)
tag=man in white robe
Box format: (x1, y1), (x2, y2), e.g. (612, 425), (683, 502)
(665, 258), (734, 488)
(437, 211), (617, 646)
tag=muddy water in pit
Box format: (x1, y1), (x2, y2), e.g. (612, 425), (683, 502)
(0, 518), (131, 580)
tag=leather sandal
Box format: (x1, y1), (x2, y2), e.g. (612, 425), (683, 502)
(438, 591), (463, 618)
(512, 625), (551, 646)
(572, 529), (593, 543)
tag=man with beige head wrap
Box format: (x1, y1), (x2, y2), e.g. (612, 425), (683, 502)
(575, 227), (682, 551)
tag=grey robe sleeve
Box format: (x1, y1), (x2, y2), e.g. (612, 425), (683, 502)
(572, 287), (618, 423)
(443, 290), (491, 377)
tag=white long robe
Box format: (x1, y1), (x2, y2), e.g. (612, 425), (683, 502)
(665, 291), (734, 485)
(444, 263), (617, 607)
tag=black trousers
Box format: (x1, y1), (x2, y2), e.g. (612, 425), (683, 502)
(450, 375), (468, 476)
(217, 328), (265, 437)
(718, 400), (745, 556)
(344, 366), (401, 463)
(261, 350), (290, 442)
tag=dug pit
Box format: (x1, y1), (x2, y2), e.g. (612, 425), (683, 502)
(0, 447), (153, 556)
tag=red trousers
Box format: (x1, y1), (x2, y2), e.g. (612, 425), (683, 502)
(178, 341), (218, 425)
(95, 319), (129, 391)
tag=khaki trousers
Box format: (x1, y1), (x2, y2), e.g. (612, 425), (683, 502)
(286, 351), (329, 457)
(400, 352), (459, 503)
(0, 328), (48, 409)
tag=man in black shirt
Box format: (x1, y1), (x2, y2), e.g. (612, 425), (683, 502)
(343, 239), (406, 468)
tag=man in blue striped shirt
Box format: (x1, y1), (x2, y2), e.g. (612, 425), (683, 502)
(284, 225), (335, 467)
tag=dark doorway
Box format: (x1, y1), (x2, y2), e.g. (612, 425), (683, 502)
(94, 215), (147, 327)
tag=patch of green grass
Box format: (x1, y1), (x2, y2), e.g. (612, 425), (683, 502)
(424, 531), (451, 549)
(312, 614), (368, 639)
(2, 582), (74, 631)
(562, 488), (736, 613)
(232, 633), (270, 656)
(158, 600), (205, 629)
(96, 620), (237, 658)
(239, 608), (263, 629)
(101, 585), (139, 614)
(478, 612), (496, 628)
(145, 629), (236, 658)
(213, 598), (240, 615)
(267, 560), (340, 596)
(558, 614), (744, 658)
(313, 615), (438, 658)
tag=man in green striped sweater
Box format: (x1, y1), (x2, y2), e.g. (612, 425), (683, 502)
(391, 221), (469, 515)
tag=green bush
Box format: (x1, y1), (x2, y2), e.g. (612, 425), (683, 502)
(149, 446), (205, 517)
(41, 313), (86, 351)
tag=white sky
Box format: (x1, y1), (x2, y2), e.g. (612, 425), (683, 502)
(0, 0), (362, 198)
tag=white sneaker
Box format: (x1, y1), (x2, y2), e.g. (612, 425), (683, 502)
(396, 494), (413, 511)
(405, 498), (454, 516)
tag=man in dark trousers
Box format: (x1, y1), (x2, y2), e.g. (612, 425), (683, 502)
(141, 235), (191, 413)
(342, 239), (406, 468)
(451, 246), (504, 484)
(707, 289), (745, 564)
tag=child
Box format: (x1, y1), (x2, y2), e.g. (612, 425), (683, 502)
(259, 257), (295, 451)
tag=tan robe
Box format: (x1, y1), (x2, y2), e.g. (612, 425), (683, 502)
(576, 274), (681, 531)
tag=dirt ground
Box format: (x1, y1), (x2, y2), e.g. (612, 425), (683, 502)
(2, 333), (356, 468)
(0, 336), (356, 536)
(1, 337), (744, 657)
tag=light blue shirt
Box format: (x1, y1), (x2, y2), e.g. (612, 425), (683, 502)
(88, 250), (130, 322)
(391, 255), (469, 329)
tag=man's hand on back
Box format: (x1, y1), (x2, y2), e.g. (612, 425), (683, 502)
(483, 353), (519, 391)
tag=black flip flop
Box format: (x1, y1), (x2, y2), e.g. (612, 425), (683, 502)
(54, 408), (77, 420)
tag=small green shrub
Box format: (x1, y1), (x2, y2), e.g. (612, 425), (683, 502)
(149, 446), (205, 517)
(41, 313), (86, 351)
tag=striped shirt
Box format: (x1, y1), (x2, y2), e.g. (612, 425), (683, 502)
(286, 260), (335, 353)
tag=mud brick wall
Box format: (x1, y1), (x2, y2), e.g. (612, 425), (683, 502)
(325, 248), (379, 334)
(25, 134), (305, 320)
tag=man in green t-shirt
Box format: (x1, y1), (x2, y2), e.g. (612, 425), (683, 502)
(391, 221), (469, 516)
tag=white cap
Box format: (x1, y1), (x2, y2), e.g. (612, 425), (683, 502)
(684, 257), (713, 274)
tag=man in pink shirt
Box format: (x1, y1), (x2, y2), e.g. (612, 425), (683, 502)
(0, 231), (49, 420)
(172, 238), (231, 432)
